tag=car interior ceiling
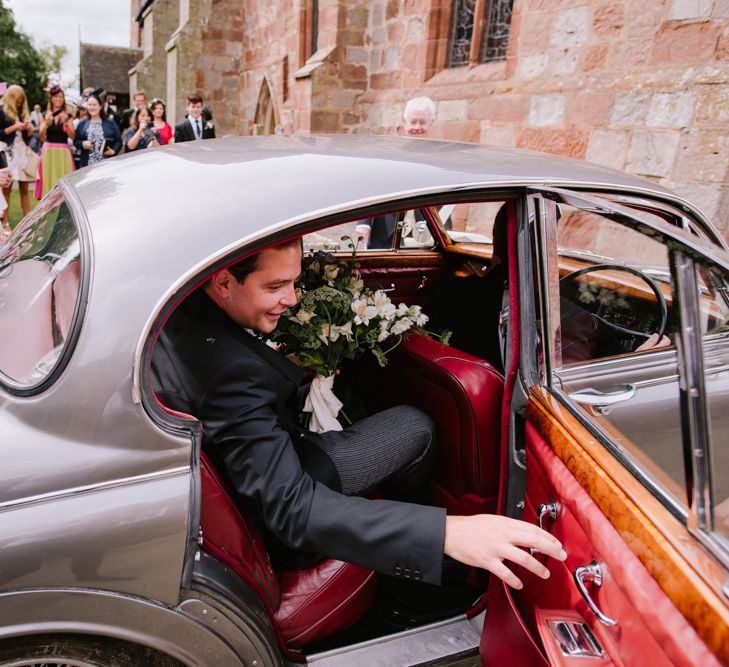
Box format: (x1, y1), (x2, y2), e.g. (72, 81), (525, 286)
(152, 201), (514, 654)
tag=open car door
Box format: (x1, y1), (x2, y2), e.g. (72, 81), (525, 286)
(481, 189), (729, 666)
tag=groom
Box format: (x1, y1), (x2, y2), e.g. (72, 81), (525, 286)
(151, 239), (565, 586)
(174, 94), (216, 143)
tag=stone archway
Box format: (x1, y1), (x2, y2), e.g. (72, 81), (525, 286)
(253, 77), (278, 135)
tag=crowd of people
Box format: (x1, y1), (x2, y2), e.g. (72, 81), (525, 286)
(0, 82), (216, 236)
(1, 83), (437, 239)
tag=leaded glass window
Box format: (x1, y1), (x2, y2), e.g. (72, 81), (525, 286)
(447, 0), (514, 68)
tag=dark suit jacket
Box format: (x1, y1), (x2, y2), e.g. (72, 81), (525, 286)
(151, 290), (446, 584)
(174, 117), (216, 143)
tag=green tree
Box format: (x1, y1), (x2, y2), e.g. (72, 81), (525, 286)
(39, 44), (68, 84)
(0, 1), (50, 107)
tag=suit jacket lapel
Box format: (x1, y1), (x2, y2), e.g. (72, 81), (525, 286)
(183, 290), (304, 387)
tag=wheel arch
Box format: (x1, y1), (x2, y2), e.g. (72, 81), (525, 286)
(0, 587), (241, 665)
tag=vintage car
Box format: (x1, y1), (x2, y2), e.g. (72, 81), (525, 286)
(0, 135), (727, 666)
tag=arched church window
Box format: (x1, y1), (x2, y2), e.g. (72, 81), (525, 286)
(447, 0), (514, 68)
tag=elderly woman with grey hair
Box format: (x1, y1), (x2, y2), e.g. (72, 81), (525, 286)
(402, 96), (437, 137)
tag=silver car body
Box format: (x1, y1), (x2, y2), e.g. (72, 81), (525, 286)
(1, 135), (726, 664)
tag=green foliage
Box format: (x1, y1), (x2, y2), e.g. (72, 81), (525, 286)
(269, 249), (450, 377)
(38, 44), (68, 85)
(0, 2), (52, 105)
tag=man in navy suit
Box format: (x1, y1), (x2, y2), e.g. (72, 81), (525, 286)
(174, 94), (216, 143)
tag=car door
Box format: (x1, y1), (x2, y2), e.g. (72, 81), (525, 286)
(481, 189), (729, 666)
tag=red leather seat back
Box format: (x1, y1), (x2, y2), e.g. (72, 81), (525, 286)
(200, 454), (280, 611)
(364, 334), (504, 512)
(200, 453), (377, 648)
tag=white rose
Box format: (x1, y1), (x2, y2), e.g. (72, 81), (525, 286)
(294, 308), (315, 324)
(323, 264), (339, 281)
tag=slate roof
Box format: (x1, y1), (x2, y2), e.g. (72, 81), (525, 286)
(79, 43), (143, 95)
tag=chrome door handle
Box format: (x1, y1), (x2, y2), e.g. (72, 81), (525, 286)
(573, 561), (617, 626)
(382, 283), (396, 293)
(530, 501), (559, 555)
(568, 384), (636, 407)
(537, 501), (558, 530)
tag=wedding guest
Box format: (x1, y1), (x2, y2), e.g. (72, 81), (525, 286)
(30, 103), (43, 129)
(35, 84), (75, 198)
(149, 98), (173, 145)
(73, 93), (121, 168)
(174, 94), (215, 142)
(125, 106), (160, 152)
(0, 167), (12, 232)
(120, 89), (147, 135)
(0, 84), (34, 228)
(401, 96), (436, 137)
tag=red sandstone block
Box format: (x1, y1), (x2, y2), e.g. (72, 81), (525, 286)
(518, 12), (554, 55)
(652, 21), (722, 67)
(387, 20), (405, 42)
(565, 92), (613, 126)
(717, 25), (729, 61)
(607, 38), (651, 69)
(386, 0), (399, 20)
(593, 4), (625, 38)
(312, 110), (342, 133)
(526, 0), (574, 10)
(517, 128), (589, 160)
(468, 96), (527, 124)
(371, 71), (402, 89)
(340, 29), (365, 47)
(434, 120), (480, 142)
(581, 45), (608, 70)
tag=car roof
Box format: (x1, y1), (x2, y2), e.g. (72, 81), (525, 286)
(66, 134), (711, 279)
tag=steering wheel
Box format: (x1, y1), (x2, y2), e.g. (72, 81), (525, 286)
(559, 263), (667, 340)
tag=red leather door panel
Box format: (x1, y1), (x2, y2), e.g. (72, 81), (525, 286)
(481, 418), (720, 667)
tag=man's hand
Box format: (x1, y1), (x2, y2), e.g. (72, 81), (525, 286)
(0, 168), (12, 189)
(444, 514), (566, 589)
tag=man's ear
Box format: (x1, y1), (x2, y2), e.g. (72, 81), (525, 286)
(208, 269), (234, 299)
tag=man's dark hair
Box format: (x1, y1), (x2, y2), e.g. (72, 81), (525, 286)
(227, 238), (302, 284)
(187, 94), (203, 105)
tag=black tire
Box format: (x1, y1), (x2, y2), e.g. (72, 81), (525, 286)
(0, 633), (183, 667)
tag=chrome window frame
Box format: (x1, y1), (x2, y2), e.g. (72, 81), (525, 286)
(532, 187), (729, 568)
(0, 184), (91, 397)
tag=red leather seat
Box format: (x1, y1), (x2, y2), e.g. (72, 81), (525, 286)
(199, 454), (377, 649)
(363, 334), (504, 515)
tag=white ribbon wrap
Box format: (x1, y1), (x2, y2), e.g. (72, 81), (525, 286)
(303, 374), (343, 433)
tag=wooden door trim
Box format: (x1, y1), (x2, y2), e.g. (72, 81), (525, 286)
(526, 387), (729, 663)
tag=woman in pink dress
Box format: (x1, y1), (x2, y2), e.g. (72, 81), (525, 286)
(150, 99), (173, 145)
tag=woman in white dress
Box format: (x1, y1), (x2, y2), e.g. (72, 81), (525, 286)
(0, 85), (34, 231)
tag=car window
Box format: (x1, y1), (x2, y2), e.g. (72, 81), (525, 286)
(544, 201), (687, 512)
(697, 264), (729, 541)
(0, 188), (81, 389)
(442, 202), (498, 244)
(302, 208), (434, 252)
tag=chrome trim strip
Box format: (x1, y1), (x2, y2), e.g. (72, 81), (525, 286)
(674, 251), (714, 534)
(303, 610), (484, 667)
(0, 466), (190, 512)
